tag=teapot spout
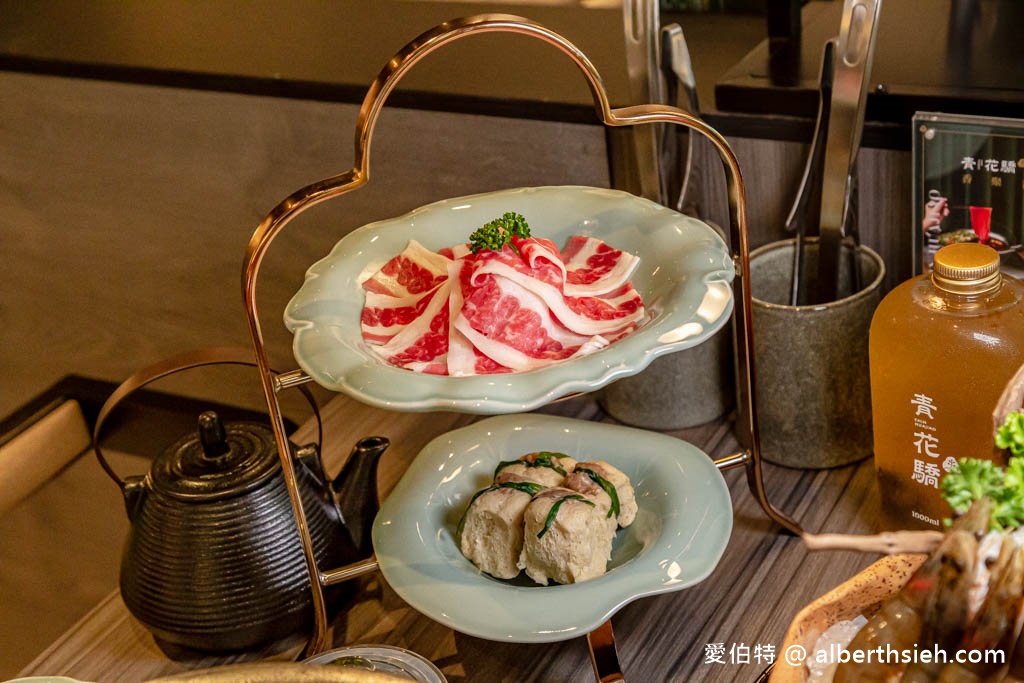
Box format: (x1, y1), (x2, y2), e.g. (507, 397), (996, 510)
(332, 436), (388, 557)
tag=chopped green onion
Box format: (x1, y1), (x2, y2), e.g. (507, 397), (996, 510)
(575, 466), (620, 519)
(499, 481), (545, 497)
(537, 494), (593, 539)
(533, 452), (569, 476)
(493, 451), (569, 478)
(456, 481), (544, 537)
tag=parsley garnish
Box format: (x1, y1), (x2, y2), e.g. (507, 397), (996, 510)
(468, 212), (531, 254)
(941, 410), (1024, 531)
(996, 411), (1024, 457)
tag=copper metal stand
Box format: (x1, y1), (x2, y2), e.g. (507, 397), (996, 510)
(241, 12), (802, 667)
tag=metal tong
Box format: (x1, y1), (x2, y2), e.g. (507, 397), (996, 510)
(786, 39), (835, 306)
(623, 3), (701, 215)
(806, 0), (882, 304)
(660, 22), (700, 215)
(621, 0), (663, 202)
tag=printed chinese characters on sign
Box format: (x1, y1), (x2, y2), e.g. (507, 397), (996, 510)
(960, 157), (1023, 189)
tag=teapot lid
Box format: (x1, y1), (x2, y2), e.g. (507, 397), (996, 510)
(150, 411), (281, 500)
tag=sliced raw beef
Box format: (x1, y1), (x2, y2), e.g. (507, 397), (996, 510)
(445, 258), (513, 376)
(468, 252), (643, 337)
(364, 279), (452, 374)
(363, 239), (450, 297)
(361, 283), (444, 345)
(561, 235), (641, 297)
(360, 233), (645, 375)
(453, 264), (610, 373)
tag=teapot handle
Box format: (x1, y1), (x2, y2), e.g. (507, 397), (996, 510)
(92, 346), (322, 490)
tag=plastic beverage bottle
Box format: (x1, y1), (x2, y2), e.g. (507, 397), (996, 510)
(870, 243), (1024, 530)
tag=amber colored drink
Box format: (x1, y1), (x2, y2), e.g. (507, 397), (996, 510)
(870, 244), (1024, 530)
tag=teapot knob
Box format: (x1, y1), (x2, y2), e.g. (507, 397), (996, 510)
(198, 411), (230, 460)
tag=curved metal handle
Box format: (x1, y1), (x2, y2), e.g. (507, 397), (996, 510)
(92, 346), (321, 489)
(241, 12), (801, 658)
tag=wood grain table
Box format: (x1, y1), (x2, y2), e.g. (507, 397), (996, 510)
(19, 391), (884, 683)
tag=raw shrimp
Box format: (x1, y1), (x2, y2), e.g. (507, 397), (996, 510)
(935, 539), (1024, 682)
(833, 500), (990, 683)
(967, 532), (1006, 617)
(900, 530), (978, 681)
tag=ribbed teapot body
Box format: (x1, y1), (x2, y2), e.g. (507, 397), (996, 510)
(118, 418), (357, 653)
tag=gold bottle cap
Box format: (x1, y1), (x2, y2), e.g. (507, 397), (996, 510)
(932, 243), (1000, 295)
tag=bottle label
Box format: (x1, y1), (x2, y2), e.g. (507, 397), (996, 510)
(911, 393), (943, 489)
(907, 392), (960, 520)
(910, 509), (941, 527)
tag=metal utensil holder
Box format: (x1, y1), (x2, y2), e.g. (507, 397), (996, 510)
(241, 12), (803, 661)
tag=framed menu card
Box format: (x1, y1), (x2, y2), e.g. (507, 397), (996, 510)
(913, 112), (1024, 275)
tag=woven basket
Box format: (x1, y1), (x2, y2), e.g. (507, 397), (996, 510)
(769, 554), (927, 682)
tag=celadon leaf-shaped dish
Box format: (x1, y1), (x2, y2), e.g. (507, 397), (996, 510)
(371, 414), (733, 643)
(284, 186), (734, 413)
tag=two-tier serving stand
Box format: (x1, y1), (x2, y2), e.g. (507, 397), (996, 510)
(241, 13), (806, 676)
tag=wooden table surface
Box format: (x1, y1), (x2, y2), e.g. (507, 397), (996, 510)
(19, 391), (883, 683)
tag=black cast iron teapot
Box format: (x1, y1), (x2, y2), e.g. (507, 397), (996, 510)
(92, 348), (386, 653)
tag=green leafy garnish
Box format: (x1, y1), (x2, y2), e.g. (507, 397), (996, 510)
(468, 212), (531, 254)
(941, 459), (1009, 528)
(493, 452), (569, 478)
(996, 411), (1024, 457)
(537, 494), (593, 540)
(456, 481), (544, 537)
(493, 460), (518, 477)
(941, 411), (1024, 531)
(496, 480), (545, 497)
(575, 466), (620, 519)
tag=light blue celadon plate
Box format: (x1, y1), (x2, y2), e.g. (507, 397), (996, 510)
(371, 414), (733, 643)
(284, 185), (734, 413)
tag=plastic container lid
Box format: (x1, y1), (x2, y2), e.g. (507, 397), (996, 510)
(931, 243), (1001, 295)
(305, 644), (447, 682)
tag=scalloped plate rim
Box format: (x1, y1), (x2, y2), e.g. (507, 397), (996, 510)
(285, 185), (734, 413)
(371, 414), (734, 643)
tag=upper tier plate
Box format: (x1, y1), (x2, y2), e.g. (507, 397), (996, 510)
(285, 186), (734, 413)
